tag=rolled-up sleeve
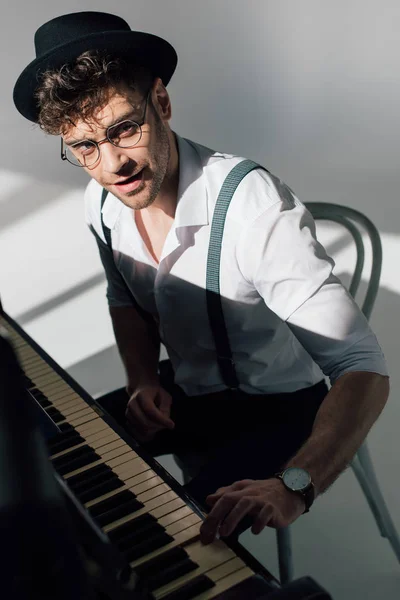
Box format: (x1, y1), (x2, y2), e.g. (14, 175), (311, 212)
(84, 181), (134, 308)
(89, 225), (135, 308)
(238, 183), (388, 384)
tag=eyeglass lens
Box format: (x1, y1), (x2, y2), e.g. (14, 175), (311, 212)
(65, 120), (142, 167)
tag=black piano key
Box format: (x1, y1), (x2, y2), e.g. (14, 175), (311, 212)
(107, 513), (159, 544)
(147, 558), (199, 591)
(68, 464), (115, 492)
(123, 531), (174, 563)
(88, 489), (137, 518)
(21, 375), (34, 388)
(55, 452), (100, 477)
(52, 445), (95, 469)
(47, 428), (81, 449)
(29, 388), (51, 403)
(48, 433), (85, 454)
(160, 575), (215, 600)
(94, 497), (144, 528)
(47, 426), (78, 448)
(53, 449), (100, 477)
(36, 397), (52, 409)
(57, 422), (75, 434)
(134, 547), (190, 580)
(114, 520), (163, 551)
(76, 477), (124, 504)
(45, 406), (66, 423)
(67, 464), (114, 489)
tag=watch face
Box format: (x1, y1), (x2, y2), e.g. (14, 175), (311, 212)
(282, 467), (311, 491)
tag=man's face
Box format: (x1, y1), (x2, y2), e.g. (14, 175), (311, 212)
(62, 84), (172, 210)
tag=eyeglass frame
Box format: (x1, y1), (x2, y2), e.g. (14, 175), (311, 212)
(60, 88), (151, 168)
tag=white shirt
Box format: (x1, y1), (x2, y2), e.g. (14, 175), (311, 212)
(85, 135), (388, 396)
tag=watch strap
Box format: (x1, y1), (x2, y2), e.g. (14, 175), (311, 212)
(275, 470), (315, 513)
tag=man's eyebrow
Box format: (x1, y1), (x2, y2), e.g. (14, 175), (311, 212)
(64, 109), (139, 146)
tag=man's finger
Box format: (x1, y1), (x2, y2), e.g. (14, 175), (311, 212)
(138, 394), (175, 428)
(219, 496), (256, 537)
(126, 397), (158, 430)
(200, 493), (238, 544)
(205, 486), (230, 505)
(157, 390), (173, 415)
(251, 503), (274, 535)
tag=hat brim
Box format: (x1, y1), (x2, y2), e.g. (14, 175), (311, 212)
(13, 30), (177, 123)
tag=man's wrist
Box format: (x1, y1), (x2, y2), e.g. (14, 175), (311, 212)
(274, 467), (315, 513)
(127, 376), (160, 396)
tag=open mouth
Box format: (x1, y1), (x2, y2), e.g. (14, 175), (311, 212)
(113, 169), (144, 193)
(115, 170), (143, 186)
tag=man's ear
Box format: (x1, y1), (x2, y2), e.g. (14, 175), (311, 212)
(152, 77), (172, 121)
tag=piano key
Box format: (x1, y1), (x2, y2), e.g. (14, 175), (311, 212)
(148, 559), (199, 592)
(133, 547), (195, 588)
(69, 467), (116, 494)
(66, 410), (100, 428)
(66, 464), (114, 489)
(75, 477), (124, 504)
(75, 418), (110, 436)
(88, 489), (141, 519)
(126, 475), (164, 495)
(194, 565), (254, 600)
(136, 483), (171, 503)
(123, 532), (175, 563)
(158, 506), (194, 528)
(93, 493), (184, 535)
(107, 513), (160, 544)
(153, 553), (246, 600)
(130, 523), (202, 568)
(57, 422), (74, 434)
(56, 402), (92, 418)
(52, 444), (96, 467)
(53, 447), (101, 476)
(47, 427), (81, 446)
(116, 520), (166, 552)
(51, 436), (127, 461)
(48, 432), (85, 454)
(157, 574), (215, 600)
(166, 514), (202, 537)
(45, 406), (65, 423)
(93, 497), (145, 528)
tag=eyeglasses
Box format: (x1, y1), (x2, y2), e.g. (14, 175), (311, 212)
(60, 90), (151, 168)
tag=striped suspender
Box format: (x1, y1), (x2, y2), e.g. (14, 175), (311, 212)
(206, 159), (260, 389)
(100, 187), (112, 247)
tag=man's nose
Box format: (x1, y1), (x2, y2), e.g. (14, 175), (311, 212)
(100, 142), (131, 174)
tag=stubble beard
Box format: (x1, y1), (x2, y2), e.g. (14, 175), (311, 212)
(119, 117), (171, 211)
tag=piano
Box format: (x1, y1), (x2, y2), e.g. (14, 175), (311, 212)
(0, 306), (333, 599)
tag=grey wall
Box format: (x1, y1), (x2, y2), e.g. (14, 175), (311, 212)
(3, 0), (399, 386)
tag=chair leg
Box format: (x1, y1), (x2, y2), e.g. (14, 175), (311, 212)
(276, 527), (294, 585)
(351, 444), (400, 562)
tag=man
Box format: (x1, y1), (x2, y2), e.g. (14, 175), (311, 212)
(13, 11), (389, 544)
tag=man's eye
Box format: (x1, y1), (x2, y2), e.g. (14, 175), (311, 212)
(73, 142), (96, 156)
(111, 121), (139, 139)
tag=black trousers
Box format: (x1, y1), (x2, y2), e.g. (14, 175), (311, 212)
(97, 361), (328, 519)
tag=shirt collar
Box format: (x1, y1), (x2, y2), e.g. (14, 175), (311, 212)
(101, 133), (209, 230)
(174, 135), (209, 228)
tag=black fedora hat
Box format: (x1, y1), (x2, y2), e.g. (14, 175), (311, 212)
(13, 11), (178, 123)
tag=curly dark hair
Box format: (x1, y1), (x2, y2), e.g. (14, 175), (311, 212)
(35, 50), (153, 134)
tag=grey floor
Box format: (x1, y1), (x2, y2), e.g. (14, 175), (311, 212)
(68, 345), (400, 600)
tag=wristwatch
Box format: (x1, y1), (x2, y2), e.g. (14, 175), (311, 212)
(274, 467), (315, 513)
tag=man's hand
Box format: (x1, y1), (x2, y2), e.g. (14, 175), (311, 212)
(200, 478), (306, 544)
(125, 385), (174, 442)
